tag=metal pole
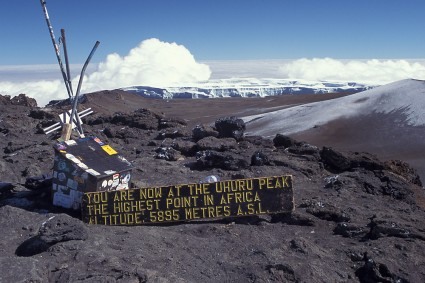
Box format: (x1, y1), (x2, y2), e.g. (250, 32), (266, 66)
(39, 0), (73, 99)
(69, 41), (100, 136)
(61, 29), (74, 97)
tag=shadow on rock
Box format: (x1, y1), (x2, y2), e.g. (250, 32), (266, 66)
(355, 253), (409, 283)
(16, 214), (88, 257)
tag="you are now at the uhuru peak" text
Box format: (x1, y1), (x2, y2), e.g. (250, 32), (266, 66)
(82, 175), (294, 225)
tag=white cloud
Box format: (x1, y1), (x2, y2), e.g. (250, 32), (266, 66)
(80, 38), (211, 92)
(1, 46), (425, 107)
(279, 58), (425, 84)
(0, 80), (64, 106)
(0, 38), (211, 106)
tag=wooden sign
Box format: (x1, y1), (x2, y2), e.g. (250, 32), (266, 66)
(81, 175), (294, 225)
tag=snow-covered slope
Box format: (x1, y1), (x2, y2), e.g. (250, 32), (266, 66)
(243, 79), (425, 137)
(121, 78), (374, 99)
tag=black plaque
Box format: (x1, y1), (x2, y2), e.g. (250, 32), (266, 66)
(81, 175), (294, 225)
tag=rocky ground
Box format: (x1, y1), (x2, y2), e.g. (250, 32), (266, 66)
(1, 92), (425, 282)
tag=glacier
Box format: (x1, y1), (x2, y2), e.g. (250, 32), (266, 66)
(120, 78), (376, 99)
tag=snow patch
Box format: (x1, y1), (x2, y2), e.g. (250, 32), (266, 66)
(243, 79), (425, 137)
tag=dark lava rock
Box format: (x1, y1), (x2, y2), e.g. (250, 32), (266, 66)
(16, 214), (88, 257)
(320, 147), (352, 171)
(28, 109), (56, 120)
(0, 93), (37, 107)
(265, 263), (298, 282)
(355, 253), (409, 283)
(4, 141), (32, 154)
(105, 127), (145, 140)
(300, 199), (351, 222)
(251, 150), (271, 166)
(192, 124), (219, 142)
(196, 136), (238, 151)
(215, 116), (245, 141)
(0, 94), (11, 105)
(366, 216), (425, 241)
(1, 96), (425, 282)
(0, 181), (14, 191)
(270, 212), (315, 226)
(374, 170), (415, 202)
(111, 108), (162, 130)
(270, 154), (324, 178)
(170, 139), (198, 156)
(350, 152), (385, 171)
(194, 150), (250, 171)
(155, 147), (183, 161)
(325, 169), (416, 203)
(13, 94), (38, 107)
(243, 135), (275, 148)
(24, 174), (52, 191)
(0, 182), (14, 199)
(385, 159), (423, 186)
(156, 127), (190, 140)
(324, 174), (343, 189)
(334, 223), (368, 238)
(289, 238), (309, 254)
(85, 115), (109, 126)
(102, 127), (115, 138)
(38, 214), (88, 243)
(320, 147), (384, 172)
(158, 117), (187, 129)
(287, 142), (320, 160)
(273, 134), (298, 148)
(192, 125), (218, 142)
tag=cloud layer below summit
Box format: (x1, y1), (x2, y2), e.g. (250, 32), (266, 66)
(0, 38), (424, 106)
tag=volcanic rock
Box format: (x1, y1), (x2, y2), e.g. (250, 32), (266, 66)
(196, 136), (238, 151)
(0, 93), (37, 107)
(385, 159), (423, 187)
(194, 150), (250, 171)
(250, 150), (271, 166)
(169, 139), (198, 156)
(273, 133), (298, 148)
(0, 92), (425, 282)
(192, 124), (219, 141)
(215, 116), (246, 141)
(16, 214), (88, 257)
(155, 146), (183, 161)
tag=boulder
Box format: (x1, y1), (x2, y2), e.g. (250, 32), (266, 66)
(155, 147), (182, 161)
(214, 116), (245, 141)
(16, 214), (88, 257)
(320, 147), (352, 172)
(111, 108), (162, 130)
(251, 151), (270, 166)
(273, 134), (298, 148)
(194, 150), (250, 171)
(196, 136), (238, 151)
(0, 94), (37, 107)
(192, 124), (219, 141)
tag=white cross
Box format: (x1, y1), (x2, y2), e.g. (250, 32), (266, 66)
(43, 108), (93, 135)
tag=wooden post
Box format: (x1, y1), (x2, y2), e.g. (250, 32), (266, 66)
(61, 123), (73, 141)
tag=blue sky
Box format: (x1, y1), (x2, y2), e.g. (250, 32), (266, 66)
(1, 0), (424, 65)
